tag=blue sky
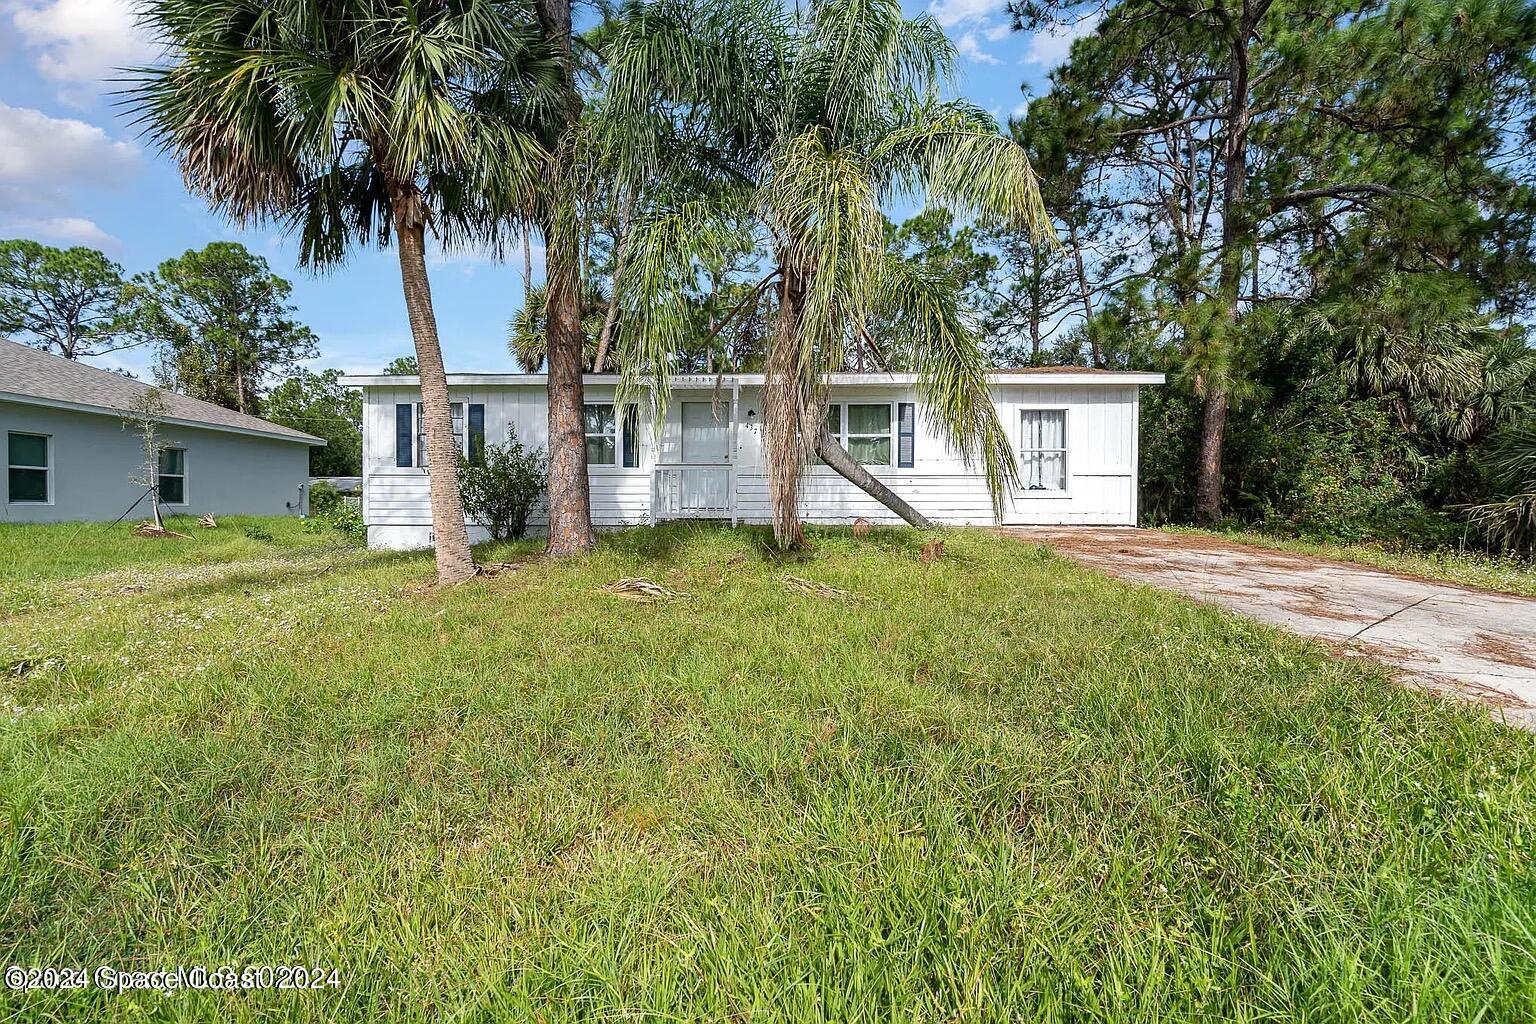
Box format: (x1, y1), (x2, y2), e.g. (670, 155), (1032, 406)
(0, 0), (1097, 377)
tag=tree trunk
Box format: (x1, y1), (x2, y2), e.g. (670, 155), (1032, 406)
(763, 265), (809, 548)
(521, 225), (533, 297)
(814, 427), (933, 529)
(536, 0), (595, 556)
(1067, 220), (1101, 368)
(1196, 24), (1252, 526)
(393, 198), (478, 584)
(592, 190), (633, 374)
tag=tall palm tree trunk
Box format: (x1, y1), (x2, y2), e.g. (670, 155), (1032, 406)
(394, 200), (477, 584)
(544, 206), (595, 555)
(764, 266), (811, 548)
(537, 0), (596, 556)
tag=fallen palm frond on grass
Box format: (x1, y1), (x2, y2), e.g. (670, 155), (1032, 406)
(780, 574), (853, 600)
(601, 576), (691, 602)
(132, 521), (191, 539)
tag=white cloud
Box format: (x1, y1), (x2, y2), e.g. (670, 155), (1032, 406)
(10, 0), (156, 93)
(0, 103), (139, 188)
(985, 21), (1012, 40)
(0, 104), (136, 249)
(927, 0), (1006, 29)
(1011, 100), (1031, 118)
(1021, 12), (1103, 68)
(954, 30), (1000, 64)
(0, 215), (120, 248)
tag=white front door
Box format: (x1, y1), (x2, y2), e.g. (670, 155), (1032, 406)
(681, 402), (730, 464)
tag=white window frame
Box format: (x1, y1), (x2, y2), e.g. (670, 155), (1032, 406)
(157, 446), (189, 506)
(7, 431), (51, 505)
(825, 401), (895, 467)
(584, 402), (618, 467)
(1018, 407), (1069, 495)
(416, 401), (466, 468)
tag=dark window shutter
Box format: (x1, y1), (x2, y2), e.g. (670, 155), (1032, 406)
(897, 402), (915, 468)
(468, 404), (485, 465)
(395, 404), (413, 467)
(622, 404), (640, 468)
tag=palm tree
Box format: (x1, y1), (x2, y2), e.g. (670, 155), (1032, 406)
(528, 0), (597, 556)
(126, 0), (553, 584)
(601, 0), (1054, 546)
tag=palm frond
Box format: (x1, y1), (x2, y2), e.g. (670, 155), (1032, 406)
(874, 253), (1018, 518)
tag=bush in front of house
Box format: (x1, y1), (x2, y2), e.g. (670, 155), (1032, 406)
(457, 431), (548, 541)
(309, 481), (343, 517)
(305, 481), (365, 541)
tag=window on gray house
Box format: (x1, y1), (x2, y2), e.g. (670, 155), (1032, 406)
(158, 447), (187, 504)
(7, 432), (49, 503)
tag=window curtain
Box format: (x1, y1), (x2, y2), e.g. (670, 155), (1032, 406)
(1021, 410), (1066, 490)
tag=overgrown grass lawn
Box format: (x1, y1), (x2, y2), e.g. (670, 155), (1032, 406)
(2, 520), (1534, 1021)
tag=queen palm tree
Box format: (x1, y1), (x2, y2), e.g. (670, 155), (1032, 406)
(126, 0), (554, 583)
(601, 0), (1054, 546)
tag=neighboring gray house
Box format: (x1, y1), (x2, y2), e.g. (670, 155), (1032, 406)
(2, 339), (323, 524)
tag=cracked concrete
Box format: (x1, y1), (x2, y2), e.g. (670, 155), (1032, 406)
(1003, 527), (1536, 730)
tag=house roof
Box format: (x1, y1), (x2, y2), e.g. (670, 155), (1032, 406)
(0, 339), (324, 445)
(340, 368), (1166, 388)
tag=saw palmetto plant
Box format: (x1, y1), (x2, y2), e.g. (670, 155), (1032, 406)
(125, 0), (557, 583)
(599, 0), (1055, 547)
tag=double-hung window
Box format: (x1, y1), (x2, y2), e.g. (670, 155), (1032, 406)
(157, 447), (187, 504)
(823, 403), (893, 466)
(846, 404), (892, 466)
(416, 402), (465, 467)
(584, 404), (617, 465)
(7, 432), (49, 503)
(1020, 409), (1067, 491)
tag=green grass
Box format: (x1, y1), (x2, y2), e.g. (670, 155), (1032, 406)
(1170, 527), (1536, 598)
(2, 518), (1534, 1021)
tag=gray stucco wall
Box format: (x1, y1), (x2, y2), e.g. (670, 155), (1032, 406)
(2, 399), (312, 523)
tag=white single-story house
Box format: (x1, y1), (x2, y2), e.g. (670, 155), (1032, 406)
(2, 339), (323, 524)
(341, 368), (1164, 550)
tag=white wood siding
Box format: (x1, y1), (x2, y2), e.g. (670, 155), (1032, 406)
(358, 380), (1143, 548)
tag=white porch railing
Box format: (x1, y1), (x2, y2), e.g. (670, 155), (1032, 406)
(653, 466), (732, 519)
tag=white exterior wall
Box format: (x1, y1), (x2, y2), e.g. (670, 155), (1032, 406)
(356, 379), (1145, 549)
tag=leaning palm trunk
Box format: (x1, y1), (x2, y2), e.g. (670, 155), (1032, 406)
(395, 202), (477, 583)
(814, 427), (933, 529)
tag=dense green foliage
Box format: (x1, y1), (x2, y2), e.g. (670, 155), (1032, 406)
(0, 239), (141, 361)
(456, 432), (549, 541)
(131, 242), (318, 416)
(265, 369), (363, 476)
(992, 0), (1536, 547)
(2, 521), (1533, 1020)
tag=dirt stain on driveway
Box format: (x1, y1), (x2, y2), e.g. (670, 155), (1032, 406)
(1003, 527), (1536, 730)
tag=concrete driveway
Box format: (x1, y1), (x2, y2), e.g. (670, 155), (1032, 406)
(1004, 528), (1536, 729)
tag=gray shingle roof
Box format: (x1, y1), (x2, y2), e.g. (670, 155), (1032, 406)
(0, 338), (323, 444)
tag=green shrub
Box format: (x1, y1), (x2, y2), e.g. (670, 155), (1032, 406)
(309, 481), (344, 517)
(457, 431), (548, 541)
(305, 497), (365, 542)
